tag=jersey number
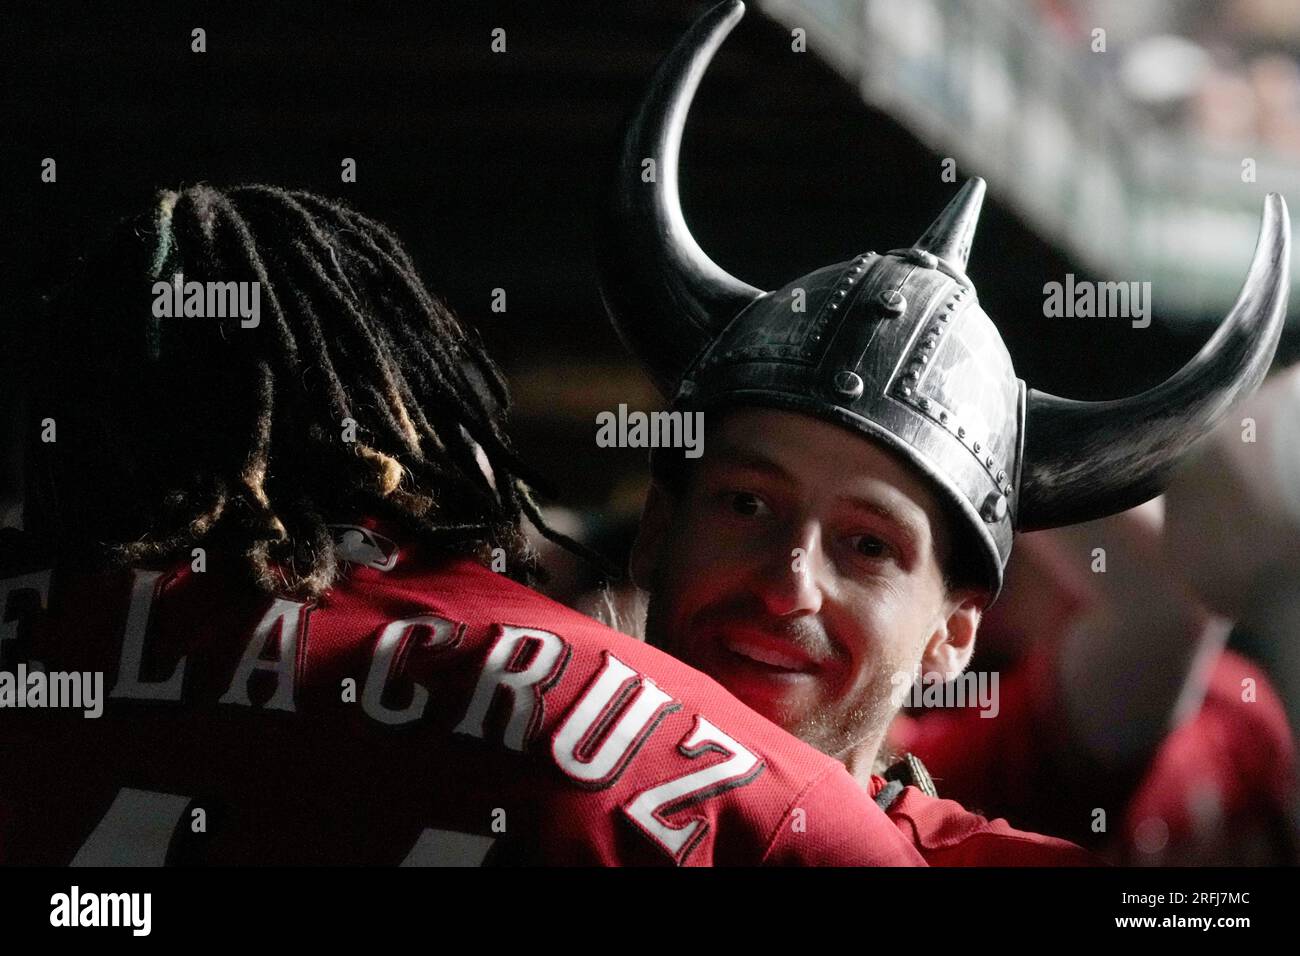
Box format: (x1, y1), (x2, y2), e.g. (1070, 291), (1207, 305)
(71, 787), (496, 866)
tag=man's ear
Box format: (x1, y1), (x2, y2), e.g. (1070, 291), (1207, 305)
(629, 481), (675, 590)
(920, 590), (985, 682)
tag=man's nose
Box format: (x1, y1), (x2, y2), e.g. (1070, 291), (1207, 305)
(752, 522), (826, 617)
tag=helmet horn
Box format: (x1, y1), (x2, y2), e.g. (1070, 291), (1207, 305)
(1018, 193), (1290, 529)
(598, 0), (763, 397)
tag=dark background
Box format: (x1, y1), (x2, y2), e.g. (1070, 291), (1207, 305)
(2, 0), (1292, 517)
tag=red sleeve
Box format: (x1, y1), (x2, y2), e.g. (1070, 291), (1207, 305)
(1119, 649), (1296, 858)
(881, 786), (1100, 866)
(893, 642), (1296, 859)
(892, 641), (1083, 838)
(761, 764), (927, 866)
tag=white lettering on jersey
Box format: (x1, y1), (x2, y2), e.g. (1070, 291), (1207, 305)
(362, 614), (460, 725)
(0, 568), (51, 667)
(71, 787), (191, 866)
(111, 570), (186, 702)
(623, 716), (764, 864)
(218, 598), (308, 712)
(400, 828), (497, 866)
(552, 652), (678, 787)
(453, 625), (568, 751)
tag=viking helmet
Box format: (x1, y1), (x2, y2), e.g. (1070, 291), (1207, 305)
(599, 0), (1290, 597)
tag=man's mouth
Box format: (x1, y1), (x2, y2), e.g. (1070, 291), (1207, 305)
(719, 632), (819, 675)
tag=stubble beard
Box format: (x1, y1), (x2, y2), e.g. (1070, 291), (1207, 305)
(643, 573), (919, 768)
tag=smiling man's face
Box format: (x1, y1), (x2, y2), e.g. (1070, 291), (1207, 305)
(633, 407), (986, 772)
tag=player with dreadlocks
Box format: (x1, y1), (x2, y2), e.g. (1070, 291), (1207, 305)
(25, 183), (572, 598)
(0, 183), (935, 865)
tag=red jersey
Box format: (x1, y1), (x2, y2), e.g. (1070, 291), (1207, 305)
(867, 775), (1096, 866)
(0, 519), (1100, 866)
(889, 641), (1295, 863)
(0, 519), (926, 866)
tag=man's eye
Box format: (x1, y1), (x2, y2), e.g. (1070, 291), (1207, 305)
(852, 534), (891, 560)
(727, 492), (770, 517)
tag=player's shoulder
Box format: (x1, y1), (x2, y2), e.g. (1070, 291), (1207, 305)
(346, 518), (828, 751)
(1206, 648), (1283, 707)
(431, 557), (809, 736)
(879, 781), (1099, 867)
(1197, 649), (1292, 751)
(1167, 648), (1295, 786)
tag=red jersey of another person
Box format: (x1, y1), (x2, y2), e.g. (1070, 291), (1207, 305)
(0, 519), (928, 866)
(866, 774), (1095, 866)
(889, 641), (1295, 863)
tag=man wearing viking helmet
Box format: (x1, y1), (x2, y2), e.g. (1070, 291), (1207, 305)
(599, 1), (1289, 860)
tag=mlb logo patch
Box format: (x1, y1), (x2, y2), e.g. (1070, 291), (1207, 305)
(329, 525), (399, 572)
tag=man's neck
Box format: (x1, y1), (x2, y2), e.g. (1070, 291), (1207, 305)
(838, 733), (890, 789)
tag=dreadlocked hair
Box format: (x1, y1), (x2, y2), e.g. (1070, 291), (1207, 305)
(26, 183), (611, 598)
